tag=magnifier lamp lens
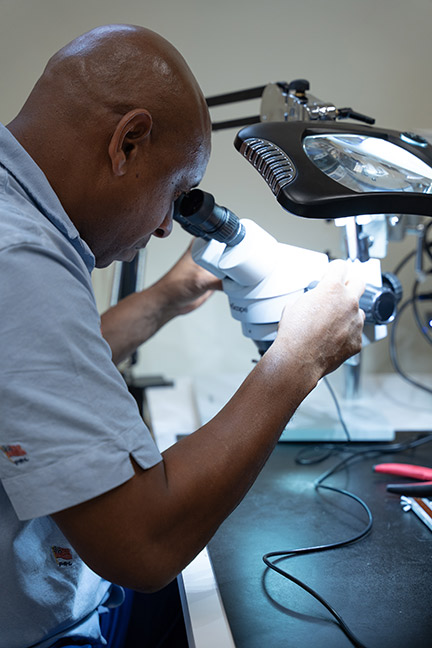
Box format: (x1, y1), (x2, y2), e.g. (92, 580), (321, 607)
(303, 134), (432, 194)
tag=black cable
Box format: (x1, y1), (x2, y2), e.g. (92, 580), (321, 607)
(263, 550), (369, 648)
(263, 434), (432, 647)
(393, 249), (416, 276)
(389, 298), (432, 395)
(390, 220), (432, 393)
(411, 274), (432, 346)
(263, 478), (373, 648)
(294, 443), (342, 465)
(424, 220), (432, 263)
(263, 383), (432, 648)
(323, 376), (352, 441)
(311, 432), (432, 484)
(294, 377), (352, 466)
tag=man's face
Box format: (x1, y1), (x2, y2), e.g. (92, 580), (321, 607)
(95, 128), (211, 268)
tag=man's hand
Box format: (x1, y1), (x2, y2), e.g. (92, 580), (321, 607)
(151, 243), (223, 319)
(273, 258), (365, 380)
(101, 244), (222, 364)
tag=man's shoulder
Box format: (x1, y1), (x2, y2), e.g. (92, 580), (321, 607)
(0, 182), (86, 275)
(0, 163), (94, 273)
(0, 168), (53, 245)
(0, 206), (46, 248)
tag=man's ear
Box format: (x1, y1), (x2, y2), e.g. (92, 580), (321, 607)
(108, 109), (153, 176)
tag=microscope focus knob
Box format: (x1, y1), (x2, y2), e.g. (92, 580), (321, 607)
(360, 285), (397, 324)
(381, 272), (403, 304)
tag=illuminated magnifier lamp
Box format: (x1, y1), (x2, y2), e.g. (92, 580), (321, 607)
(181, 82), (432, 441)
(234, 121), (432, 218)
(233, 121), (432, 441)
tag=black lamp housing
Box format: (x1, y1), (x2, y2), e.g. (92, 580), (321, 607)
(234, 121), (432, 219)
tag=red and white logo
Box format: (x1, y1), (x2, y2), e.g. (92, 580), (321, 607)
(52, 546), (74, 567)
(0, 444), (29, 465)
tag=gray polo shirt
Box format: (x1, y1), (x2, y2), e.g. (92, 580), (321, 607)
(0, 124), (163, 648)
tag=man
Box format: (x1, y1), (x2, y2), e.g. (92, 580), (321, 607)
(0, 24), (365, 648)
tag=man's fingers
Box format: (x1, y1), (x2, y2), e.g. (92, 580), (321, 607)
(321, 259), (365, 300)
(321, 258), (349, 283)
(344, 260), (366, 299)
(346, 275), (366, 301)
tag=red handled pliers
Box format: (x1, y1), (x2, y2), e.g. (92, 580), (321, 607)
(373, 463), (432, 496)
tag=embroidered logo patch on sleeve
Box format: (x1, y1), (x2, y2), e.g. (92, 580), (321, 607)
(52, 546), (74, 567)
(0, 444), (29, 465)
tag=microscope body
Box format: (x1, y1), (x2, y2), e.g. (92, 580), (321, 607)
(189, 213), (389, 354)
(191, 220), (327, 352)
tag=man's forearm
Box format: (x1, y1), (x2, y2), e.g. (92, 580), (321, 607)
(100, 247), (221, 364)
(100, 284), (173, 365)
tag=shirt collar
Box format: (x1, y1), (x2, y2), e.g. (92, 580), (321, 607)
(0, 123), (95, 273)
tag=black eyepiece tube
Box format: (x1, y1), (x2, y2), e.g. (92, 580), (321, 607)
(173, 189), (245, 246)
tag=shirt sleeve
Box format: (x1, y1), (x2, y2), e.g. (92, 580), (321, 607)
(0, 242), (162, 521)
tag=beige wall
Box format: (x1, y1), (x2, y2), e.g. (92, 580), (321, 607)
(1, 0), (431, 379)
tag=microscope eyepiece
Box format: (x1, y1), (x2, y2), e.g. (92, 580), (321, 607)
(178, 189), (215, 220)
(174, 189), (245, 246)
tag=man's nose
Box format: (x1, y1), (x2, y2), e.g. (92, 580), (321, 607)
(153, 206), (174, 239)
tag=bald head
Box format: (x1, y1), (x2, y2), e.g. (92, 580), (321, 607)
(11, 24), (210, 151)
(39, 25), (207, 135)
(8, 25), (212, 266)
